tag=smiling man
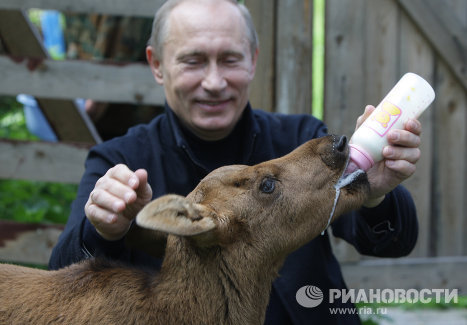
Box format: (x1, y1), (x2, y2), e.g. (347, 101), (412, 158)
(146, 0), (258, 140)
(50, 1), (422, 324)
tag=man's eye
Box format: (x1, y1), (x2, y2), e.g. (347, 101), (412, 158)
(260, 178), (276, 194)
(185, 59), (201, 65)
(181, 56), (204, 66)
(223, 57), (239, 64)
(224, 55), (245, 66)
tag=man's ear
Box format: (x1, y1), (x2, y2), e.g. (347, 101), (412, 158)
(249, 47), (259, 80)
(136, 194), (217, 237)
(146, 45), (164, 84)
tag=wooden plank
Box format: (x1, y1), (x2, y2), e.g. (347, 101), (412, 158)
(36, 98), (101, 143)
(432, 62), (467, 257)
(0, 221), (63, 266)
(0, 10), (162, 107)
(362, 0), (437, 259)
(452, 0), (467, 257)
(0, 10), (47, 57)
(342, 256), (467, 293)
(247, 1), (275, 112)
(397, 0), (467, 92)
(448, 0), (467, 260)
(324, 0), (367, 137)
(397, 4), (437, 258)
(0, 55), (165, 105)
(364, 0), (399, 103)
(325, 0), (368, 263)
(361, 0), (438, 257)
(0, 10), (102, 143)
(0, 0), (163, 18)
(0, 139), (89, 184)
(275, 0), (313, 114)
(424, 0), (467, 257)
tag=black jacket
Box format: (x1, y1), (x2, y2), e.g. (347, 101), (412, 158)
(49, 103), (418, 324)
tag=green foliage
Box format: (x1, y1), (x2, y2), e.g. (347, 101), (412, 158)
(0, 96), (38, 140)
(28, 9), (42, 28)
(0, 180), (76, 224)
(360, 320), (381, 325)
(0, 96), (77, 224)
(361, 320), (380, 325)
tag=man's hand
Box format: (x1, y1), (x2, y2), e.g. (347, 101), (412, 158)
(85, 164), (153, 241)
(356, 105), (422, 207)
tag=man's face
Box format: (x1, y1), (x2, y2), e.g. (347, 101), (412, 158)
(147, 1), (258, 140)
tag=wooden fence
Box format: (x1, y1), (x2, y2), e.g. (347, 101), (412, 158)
(0, 0), (466, 291)
(324, 0), (467, 263)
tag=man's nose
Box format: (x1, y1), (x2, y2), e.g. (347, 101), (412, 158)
(201, 63), (227, 93)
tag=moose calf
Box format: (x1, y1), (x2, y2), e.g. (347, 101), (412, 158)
(0, 135), (369, 325)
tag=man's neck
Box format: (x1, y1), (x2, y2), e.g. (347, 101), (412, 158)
(171, 105), (250, 171)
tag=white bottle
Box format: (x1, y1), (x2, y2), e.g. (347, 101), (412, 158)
(346, 72), (435, 173)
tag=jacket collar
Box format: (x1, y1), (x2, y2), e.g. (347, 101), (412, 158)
(164, 102), (260, 169)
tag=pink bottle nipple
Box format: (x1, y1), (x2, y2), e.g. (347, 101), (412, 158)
(345, 144), (375, 174)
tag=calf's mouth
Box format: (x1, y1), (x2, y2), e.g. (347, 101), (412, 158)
(331, 134), (369, 191)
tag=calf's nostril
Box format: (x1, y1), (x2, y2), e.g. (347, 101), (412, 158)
(336, 135), (347, 152)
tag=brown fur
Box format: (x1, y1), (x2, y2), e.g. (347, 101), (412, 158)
(0, 135), (369, 325)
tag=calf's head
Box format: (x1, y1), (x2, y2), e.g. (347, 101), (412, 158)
(136, 135), (369, 258)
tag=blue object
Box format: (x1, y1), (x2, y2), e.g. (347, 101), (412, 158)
(40, 10), (66, 60)
(17, 94), (58, 141)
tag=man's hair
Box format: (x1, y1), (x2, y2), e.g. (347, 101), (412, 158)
(148, 0), (259, 61)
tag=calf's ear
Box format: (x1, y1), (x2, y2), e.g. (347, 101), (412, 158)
(136, 194), (217, 237)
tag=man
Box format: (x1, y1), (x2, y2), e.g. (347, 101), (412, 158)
(50, 0), (421, 323)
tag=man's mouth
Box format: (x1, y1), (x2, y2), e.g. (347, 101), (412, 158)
(196, 99), (230, 105)
(195, 99), (232, 112)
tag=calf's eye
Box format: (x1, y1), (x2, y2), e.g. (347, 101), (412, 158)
(260, 178), (276, 194)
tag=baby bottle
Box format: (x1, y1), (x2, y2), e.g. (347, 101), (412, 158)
(346, 72), (435, 173)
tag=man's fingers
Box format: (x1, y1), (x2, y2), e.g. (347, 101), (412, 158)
(383, 146), (421, 164)
(106, 164), (140, 189)
(85, 200), (118, 225)
(405, 118), (422, 136)
(90, 166), (150, 215)
(387, 129), (421, 148)
(90, 188), (127, 213)
(355, 105), (376, 130)
(85, 199), (132, 241)
(94, 177), (137, 205)
(134, 169), (152, 199)
(84, 165), (152, 241)
(385, 159), (417, 179)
